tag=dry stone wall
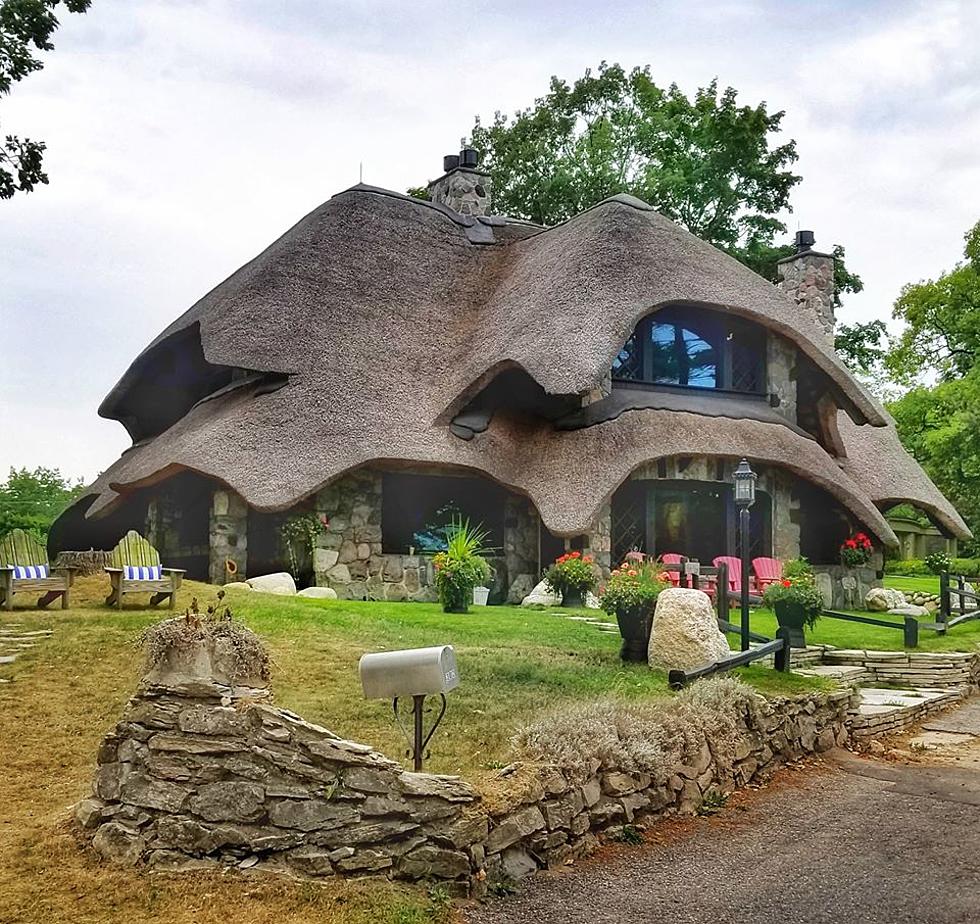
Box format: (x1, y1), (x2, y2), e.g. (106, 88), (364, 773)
(76, 633), (855, 895)
(77, 675), (484, 886)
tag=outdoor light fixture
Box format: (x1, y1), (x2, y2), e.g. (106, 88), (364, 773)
(733, 458), (757, 509)
(359, 645), (459, 771)
(732, 458), (757, 651)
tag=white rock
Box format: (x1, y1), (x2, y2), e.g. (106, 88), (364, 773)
(888, 605), (929, 617)
(222, 582), (252, 591)
(245, 572), (297, 595)
(521, 579), (560, 608)
(865, 587), (906, 611)
(297, 586), (338, 599)
(648, 588), (731, 671)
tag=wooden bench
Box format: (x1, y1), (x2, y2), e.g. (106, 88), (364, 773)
(105, 531), (184, 610)
(0, 528), (75, 610)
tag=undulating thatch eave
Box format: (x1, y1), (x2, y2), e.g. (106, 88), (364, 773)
(837, 412), (971, 540)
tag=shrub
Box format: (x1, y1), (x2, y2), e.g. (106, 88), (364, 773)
(544, 551), (598, 600)
(511, 678), (760, 780)
(884, 559), (930, 576)
(599, 557), (670, 620)
(761, 558), (824, 628)
(924, 550), (952, 574)
(432, 517), (492, 613)
(839, 532), (873, 567)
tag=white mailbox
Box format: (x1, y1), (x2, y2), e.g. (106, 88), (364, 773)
(359, 645), (460, 701)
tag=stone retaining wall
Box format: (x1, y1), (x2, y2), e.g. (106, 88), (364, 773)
(77, 677), (483, 884)
(76, 660), (854, 895)
(821, 649), (980, 688)
(478, 688), (852, 885)
(849, 687), (966, 741)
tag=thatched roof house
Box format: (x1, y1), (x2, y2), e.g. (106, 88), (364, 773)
(53, 148), (970, 605)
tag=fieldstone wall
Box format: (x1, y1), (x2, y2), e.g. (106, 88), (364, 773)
(777, 250), (836, 341)
(584, 502), (612, 574)
(480, 688), (853, 884)
(77, 662), (483, 886)
(813, 565), (881, 609)
(313, 471), (437, 602)
(209, 490), (248, 585)
(767, 332), (798, 424)
(504, 496), (541, 603)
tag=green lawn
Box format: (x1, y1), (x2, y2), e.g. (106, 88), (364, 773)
(884, 574), (941, 595)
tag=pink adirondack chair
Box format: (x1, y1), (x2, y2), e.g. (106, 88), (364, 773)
(713, 555), (759, 603)
(752, 557), (783, 593)
(659, 553), (684, 587)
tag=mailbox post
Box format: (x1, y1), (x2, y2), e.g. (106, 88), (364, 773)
(359, 645), (459, 771)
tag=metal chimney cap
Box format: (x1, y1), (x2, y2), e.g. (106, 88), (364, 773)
(795, 230), (816, 252)
(443, 153), (460, 172)
(459, 146), (479, 168)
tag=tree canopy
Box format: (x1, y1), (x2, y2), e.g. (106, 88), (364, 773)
(0, 0), (91, 199)
(886, 220), (980, 384)
(0, 466), (85, 538)
(886, 218), (980, 553)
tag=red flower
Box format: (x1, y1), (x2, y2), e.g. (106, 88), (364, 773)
(845, 539), (857, 549)
(782, 579), (792, 587)
(570, 551), (581, 559)
(583, 555), (594, 564)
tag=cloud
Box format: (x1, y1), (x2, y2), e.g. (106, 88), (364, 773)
(1, 0), (977, 481)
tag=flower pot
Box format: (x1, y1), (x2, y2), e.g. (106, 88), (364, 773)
(472, 586), (490, 606)
(773, 599), (808, 649)
(561, 590), (585, 609)
(614, 605), (653, 662)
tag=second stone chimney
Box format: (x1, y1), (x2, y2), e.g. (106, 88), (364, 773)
(427, 145), (492, 217)
(777, 230), (836, 340)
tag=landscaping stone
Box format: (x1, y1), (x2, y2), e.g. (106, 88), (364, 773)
(888, 605), (929, 617)
(521, 580), (560, 608)
(647, 588), (730, 670)
(222, 582), (252, 591)
(297, 587), (338, 599)
(866, 587), (906, 611)
(245, 573), (297, 595)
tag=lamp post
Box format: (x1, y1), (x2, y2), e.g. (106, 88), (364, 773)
(733, 459), (757, 651)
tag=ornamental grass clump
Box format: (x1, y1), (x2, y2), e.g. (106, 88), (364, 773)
(511, 677), (759, 781)
(839, 531), (873, 567)
(544, 551), (598, 604)
(432, 517), (493, 613)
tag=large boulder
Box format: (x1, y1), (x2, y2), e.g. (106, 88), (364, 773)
(521, 579), (560, 608)
(648, 588), (731, 671)
(297, 586), (338, 599)
(245, 572), (297, 595)
(865, 587), (906, 611)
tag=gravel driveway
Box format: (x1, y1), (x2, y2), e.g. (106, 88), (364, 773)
(464, 738), (980, 924)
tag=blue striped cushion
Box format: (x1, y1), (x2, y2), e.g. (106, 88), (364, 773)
(12, 564), (47, 579)
(124, 565), (162, 580)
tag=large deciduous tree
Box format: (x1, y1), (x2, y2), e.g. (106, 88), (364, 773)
(886, 219), (980, 553)
(0, 466), (85, 538)
(0, 0), (91, 199)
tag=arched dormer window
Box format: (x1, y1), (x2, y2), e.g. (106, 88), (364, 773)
(612, 307), (765, 395)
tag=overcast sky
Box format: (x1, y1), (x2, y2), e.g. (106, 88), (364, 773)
(1, 0), (978, 483)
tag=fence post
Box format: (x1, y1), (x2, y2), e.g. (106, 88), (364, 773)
(956, 574), (966, 617)
(716, 563), (728, 625)
(774, 627), (791, 672)
(903, 615), (919, 648)
(938, 571), (949, 635)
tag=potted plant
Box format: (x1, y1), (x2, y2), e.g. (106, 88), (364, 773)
(599, 558), (671, 661)
(762, 558), (824, 648)
(544, 551), (598, 608)
(839, 532), (873, 568)
(432, 518), (493, 614)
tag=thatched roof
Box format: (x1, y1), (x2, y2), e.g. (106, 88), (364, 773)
(63, 185), (968, 545)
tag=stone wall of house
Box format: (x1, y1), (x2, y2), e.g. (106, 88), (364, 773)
(767, 333), (798, 424)
(504, 496), (541, 602)
(145, 491), (209, 573)
(583, 502), (612, 574)
(209, 489), (248, 585)
(812, 564), (881, 609)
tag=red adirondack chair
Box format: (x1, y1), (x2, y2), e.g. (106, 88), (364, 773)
(713, 555), (759, 603)
(659, 553), (684, 587)
(752, 557), (783, 592)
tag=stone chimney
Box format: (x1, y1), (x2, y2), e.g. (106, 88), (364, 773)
(777, 230), (836, 340)
(427, 145), (492, 217)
